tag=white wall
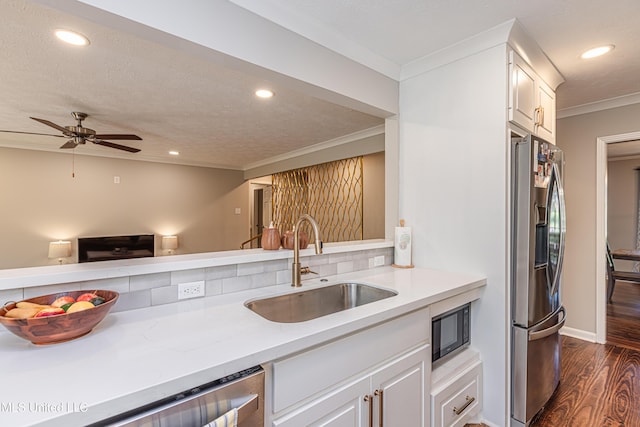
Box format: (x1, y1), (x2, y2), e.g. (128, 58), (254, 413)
(556, 102), (640, 336)
(399, 44), (508, 426)
(607, 157), (640, 270)
(0, 147), (249, 269)
(608, 159), (639, 250)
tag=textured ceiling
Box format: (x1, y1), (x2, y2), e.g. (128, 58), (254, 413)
(2, 0), (640, 169)
(0, 0), (384, 169)
(608, 140), (640, 159)
(236, 0), (640, 110)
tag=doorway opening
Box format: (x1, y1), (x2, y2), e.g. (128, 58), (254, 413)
(248, 179), (273, 249)
(596, 130), (640, 345)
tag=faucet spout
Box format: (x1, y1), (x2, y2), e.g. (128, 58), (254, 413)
(292, 214), (322, 287)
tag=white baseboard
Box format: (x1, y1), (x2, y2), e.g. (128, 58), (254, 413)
(560, 326), (597, 342)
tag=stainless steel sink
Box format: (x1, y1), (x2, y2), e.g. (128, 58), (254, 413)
(245, 282), (398, 323)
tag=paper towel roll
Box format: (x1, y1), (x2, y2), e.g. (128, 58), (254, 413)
(393, 226), (413, 268)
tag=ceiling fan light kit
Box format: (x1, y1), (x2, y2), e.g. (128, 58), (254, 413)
(2, 111), (142, 153)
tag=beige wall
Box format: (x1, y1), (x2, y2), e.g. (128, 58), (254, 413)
(607, 157), (640, 270)
(363, 151), (385, 239)
(0, 147), (249, 269)
(557, 102), (640, 335)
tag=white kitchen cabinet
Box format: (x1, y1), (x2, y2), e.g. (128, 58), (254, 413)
(269, 308), (431, 427)
(509, 50), (556, 142)
(370, 345), (428, 426)
(273, 345), (429, 427)
(273, 376), (370, 427)
(431, 349), (482, 427)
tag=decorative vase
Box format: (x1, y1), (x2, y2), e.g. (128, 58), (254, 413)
(261, 227), (281, 250)
(281, 230), (309, 250)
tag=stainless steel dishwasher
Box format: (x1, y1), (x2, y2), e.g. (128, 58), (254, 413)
(90, 366), (264, 427)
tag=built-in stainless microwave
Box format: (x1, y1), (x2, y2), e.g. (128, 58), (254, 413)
(432, 303), (470, 365)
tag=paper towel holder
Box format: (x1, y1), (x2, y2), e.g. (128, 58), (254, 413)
(392, 219), (414, 268)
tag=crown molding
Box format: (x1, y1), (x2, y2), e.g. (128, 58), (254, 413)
(243, 124), (385, 172)
(558, 92), (640, 119)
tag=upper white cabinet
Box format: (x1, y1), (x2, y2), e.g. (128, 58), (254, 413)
(509, 50), (556, 142)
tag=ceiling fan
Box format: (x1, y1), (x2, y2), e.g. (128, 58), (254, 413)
(0, 112), (142, 153)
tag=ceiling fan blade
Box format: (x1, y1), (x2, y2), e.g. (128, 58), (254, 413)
(60, 140), (77, 149)
(93, 134), (142, 141)
(93, 139), (141, 153)
(0, 129), (65, 137)
(30, 117), (71, 134)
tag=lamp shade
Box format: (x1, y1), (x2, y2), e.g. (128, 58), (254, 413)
(161, 235), (179, 250)
(48, 241), (71, 259)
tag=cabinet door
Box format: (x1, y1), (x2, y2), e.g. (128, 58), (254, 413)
(370, 344), (430, 427)
(509, 51), (536, 132)
(272, 377), (370, 427)
(536, 79), (556, 142)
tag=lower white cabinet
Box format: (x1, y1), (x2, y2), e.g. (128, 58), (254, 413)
(369, 346), (428, 426)
(430, 349), (483, 427)
(273, 345), (429, 427)
(268, 307), (431, 427)
(273, 376), (370, 427)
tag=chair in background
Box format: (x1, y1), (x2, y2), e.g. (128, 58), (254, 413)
(606, 243), (640, 302)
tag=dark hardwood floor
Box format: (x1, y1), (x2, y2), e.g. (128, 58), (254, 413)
(467, 283), (640, 427)
(533, 281), (640, 426)
(607, 280), (640, 351)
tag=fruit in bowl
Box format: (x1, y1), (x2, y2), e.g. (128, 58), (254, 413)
(0, 290), (118, 345)
(77, 292), (98, 302)
(51, 296), (75, 308)
(33, 307), (65, 318)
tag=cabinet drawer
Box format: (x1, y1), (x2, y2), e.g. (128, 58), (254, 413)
(431, 360), (482, 427)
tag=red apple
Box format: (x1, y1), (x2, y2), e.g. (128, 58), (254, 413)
(34, 307), (65, 318)
(77, 292), (98, 302)
(51, 296), (75, 308)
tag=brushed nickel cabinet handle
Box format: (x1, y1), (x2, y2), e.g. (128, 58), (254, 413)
(374, 389), (384, 426)
(364, 395), (373, 427)
(453, 395), (475, 415)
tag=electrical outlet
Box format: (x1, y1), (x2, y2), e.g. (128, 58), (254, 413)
(368, 258), (374, 268)
(374, 255), (385, 267)
(178, 281), (205, 300)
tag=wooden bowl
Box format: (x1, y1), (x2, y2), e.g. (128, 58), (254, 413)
(0, 290), (118, 345)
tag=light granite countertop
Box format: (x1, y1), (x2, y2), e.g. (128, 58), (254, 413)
(0, 266), (486, 426)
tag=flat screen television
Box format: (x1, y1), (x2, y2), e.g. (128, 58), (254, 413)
(78, 234), (155, 263)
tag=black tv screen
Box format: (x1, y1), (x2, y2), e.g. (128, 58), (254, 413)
(78, 234), (155, 263)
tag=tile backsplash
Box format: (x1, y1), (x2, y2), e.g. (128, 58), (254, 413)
(0, 247), (393, 314)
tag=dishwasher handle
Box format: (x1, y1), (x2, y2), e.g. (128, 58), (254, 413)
(231, 394), (259, 425)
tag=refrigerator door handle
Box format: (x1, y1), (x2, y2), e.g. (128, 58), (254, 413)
(529, 306), (566, 341)
(548, 162), (567, 297)
(555, 162), (567, 285)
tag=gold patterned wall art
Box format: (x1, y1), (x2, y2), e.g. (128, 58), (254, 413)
(272, 157), (364, 243)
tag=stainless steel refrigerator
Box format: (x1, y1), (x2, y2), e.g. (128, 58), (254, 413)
(511, 135), (567, 427)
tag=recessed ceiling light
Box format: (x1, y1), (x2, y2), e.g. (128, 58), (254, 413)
(255, 89), (274, 99)
(169, 151), (180, 156)
(581, 45), (614, 59)
(55, 29), (90, 46)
